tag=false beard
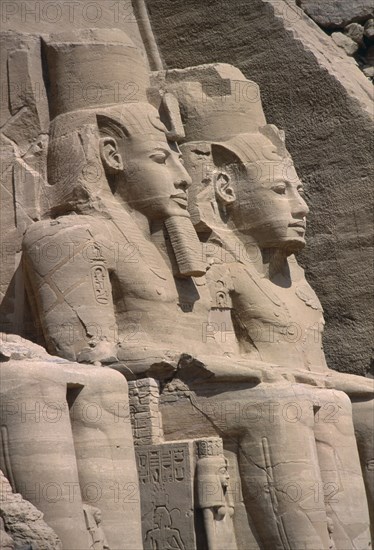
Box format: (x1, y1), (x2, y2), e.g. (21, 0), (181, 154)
(164, 215), (206, 277)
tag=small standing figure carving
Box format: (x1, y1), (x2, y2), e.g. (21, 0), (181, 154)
(144, 503), (185, 550)
(196, 439), (237, 550)
(83, 504), (110, 550)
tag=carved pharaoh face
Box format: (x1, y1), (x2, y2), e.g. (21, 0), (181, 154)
(121, 134), (192, 220)
(99, 107), (192, 221)
(216, 457), (230, 489)
(212, 131), (309, 253)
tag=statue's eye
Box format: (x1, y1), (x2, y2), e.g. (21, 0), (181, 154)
(179, 155), (185, 166)
(297, 186), (305, 196)
(272, 183), (286, 195)
(150, 152), (167, 164)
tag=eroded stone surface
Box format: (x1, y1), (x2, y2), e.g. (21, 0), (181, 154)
(344, 22), (365, 45)
(332, 32), (359, 55)
(0, 469), (61, 549)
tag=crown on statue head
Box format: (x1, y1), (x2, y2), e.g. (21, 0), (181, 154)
(196, 438), (224, 458)
(152, 64), (267, 143)
(43, 28), (150, 120)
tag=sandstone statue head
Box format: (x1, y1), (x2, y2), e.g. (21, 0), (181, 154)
(42, 28), (191, 222)
(210, 125), (309, 253)
(158, 64), (309, 255)
(97, 104), (192, 221)
(41, 29), (204, 277)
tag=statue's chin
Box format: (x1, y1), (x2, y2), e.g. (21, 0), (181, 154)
(281, 238), (306, 255)
(260, 238), (306, 255)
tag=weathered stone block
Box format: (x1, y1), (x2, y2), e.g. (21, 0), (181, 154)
(332, 31), (359, 55)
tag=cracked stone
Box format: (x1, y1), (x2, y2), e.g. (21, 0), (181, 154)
(331, 32), (359, 56)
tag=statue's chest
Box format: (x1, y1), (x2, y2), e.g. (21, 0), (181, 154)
(212, 263), (324, 331)
(114, 255), (178, 303)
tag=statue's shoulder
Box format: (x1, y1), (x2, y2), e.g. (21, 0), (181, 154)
(23, 215), (112, 248)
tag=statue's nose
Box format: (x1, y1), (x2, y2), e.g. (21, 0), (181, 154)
(171, 152), (192, 191)
(290, 186), (309, 217)
(174, 178), (191, 192)
(294, 195), (309, 217)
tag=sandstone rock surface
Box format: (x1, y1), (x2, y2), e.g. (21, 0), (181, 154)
(332, 31), (359, 55)
(298, 0), (374, 28)
(344, 22), (365, 45)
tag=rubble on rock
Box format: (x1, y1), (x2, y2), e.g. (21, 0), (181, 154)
(0, 470), (62, 549)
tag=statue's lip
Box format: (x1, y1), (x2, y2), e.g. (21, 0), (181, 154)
(289, 221), (306, 229)
(171, 193), (188, 206)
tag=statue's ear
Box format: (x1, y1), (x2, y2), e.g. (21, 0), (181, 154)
(99, 137), (124, 174)
(214, 171), (236, 205)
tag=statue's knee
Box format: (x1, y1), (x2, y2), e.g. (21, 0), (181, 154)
(0, 361), (62, 394)
(332, 388), (352, 408)
(88, 366), (128, 393)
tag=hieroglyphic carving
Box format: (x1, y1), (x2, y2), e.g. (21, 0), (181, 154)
(144, 493), (186, 550)
(136, 442), (195, 550)
(91, 265), (110, 305)
(137, 445), (189, 486)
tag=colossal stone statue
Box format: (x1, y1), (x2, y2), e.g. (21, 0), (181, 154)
(0, 334), (142, 550)
(22, 29), (211, 375)
(154, 64), (374, 549)
(3, 26), (371, 550)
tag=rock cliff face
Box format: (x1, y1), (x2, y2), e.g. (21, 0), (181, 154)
(146, 0), (374, 376)
(0, 469), (62, 549)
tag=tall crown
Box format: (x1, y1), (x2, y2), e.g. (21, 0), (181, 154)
(196, 438), (224, 458)
(43, 28), (150, 119)
(151, 63), (267, 143)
